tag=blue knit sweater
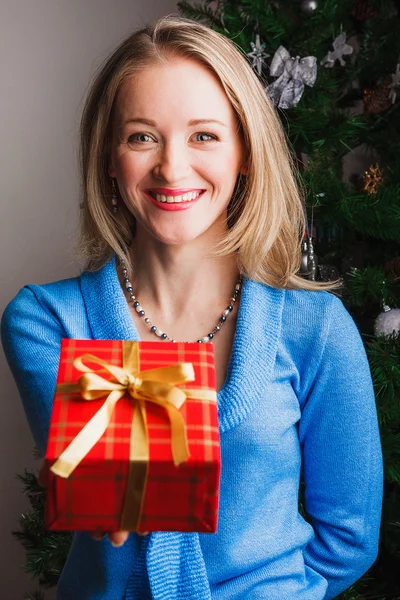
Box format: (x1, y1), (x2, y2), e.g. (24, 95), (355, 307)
(1, 255), (383, 600)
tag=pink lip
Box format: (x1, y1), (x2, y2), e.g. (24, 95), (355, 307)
(145, 190), (205, 211)
(147, 188), (204, 196)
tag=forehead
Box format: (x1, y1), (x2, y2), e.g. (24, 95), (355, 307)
(113, 57), (237, 128)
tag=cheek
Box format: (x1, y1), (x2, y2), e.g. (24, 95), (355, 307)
(116, 159), (144, 183)
(111, 147), (147, 181)
(112, 147), (242, 188)
(216, 164), (242, 190)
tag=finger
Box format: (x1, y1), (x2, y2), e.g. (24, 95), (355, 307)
(137, 531), (149, 536)
(109, 530), (129, 548)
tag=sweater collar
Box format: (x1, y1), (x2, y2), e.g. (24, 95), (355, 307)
(79, 254), (285, 433)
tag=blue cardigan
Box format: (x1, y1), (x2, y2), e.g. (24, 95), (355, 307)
(1, 255), (383, 600)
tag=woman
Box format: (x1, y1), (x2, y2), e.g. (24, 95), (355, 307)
(1, 15), (383, 600)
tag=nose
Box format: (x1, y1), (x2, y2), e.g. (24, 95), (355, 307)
(152, 140), (192, 182)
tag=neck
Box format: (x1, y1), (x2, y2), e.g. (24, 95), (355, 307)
(120, 229), (240, 331)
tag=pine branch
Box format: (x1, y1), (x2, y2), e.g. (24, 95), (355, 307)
(13, 465), (73, 586)
(347, 268), (399, 307)
(177, 0), (216, 23)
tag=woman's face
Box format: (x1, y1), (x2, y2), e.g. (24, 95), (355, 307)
(108, 57), (247, 247)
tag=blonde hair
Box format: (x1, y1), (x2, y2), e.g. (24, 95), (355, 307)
(76, 14), (341, 292)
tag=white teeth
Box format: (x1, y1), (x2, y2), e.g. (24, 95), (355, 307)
(152, 191), (203, 203)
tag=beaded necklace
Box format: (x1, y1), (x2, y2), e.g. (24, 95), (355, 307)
(120, 258), (242, 343)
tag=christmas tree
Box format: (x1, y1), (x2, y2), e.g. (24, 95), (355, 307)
(14, 1), (400, 598)
(176, 0), (400, 597)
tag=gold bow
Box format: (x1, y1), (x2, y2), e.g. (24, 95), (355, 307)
(50, 341), (211, 529)
(50, 342), (196, 479)
(49, 342), (217, 529)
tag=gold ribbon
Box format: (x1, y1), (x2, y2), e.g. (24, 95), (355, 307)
(49, 341), (216, 529)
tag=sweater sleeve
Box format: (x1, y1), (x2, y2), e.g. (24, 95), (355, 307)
(298, 295), (383, 600)
(1, 286), (64, 458)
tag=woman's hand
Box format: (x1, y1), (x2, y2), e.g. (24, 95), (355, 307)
(37, 460), (148, 547)
(91, 528), (149, 546)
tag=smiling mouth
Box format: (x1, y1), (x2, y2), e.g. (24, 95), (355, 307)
(148, 190), (205, 203)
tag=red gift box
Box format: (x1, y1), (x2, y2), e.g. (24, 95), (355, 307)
(44, 339), (221, 533)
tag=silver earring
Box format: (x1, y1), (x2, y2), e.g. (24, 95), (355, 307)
(111, 179), (118, 213)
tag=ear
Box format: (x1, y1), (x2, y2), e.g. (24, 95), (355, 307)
(108, 163), (116, 178)
(240, 162), (248, 176)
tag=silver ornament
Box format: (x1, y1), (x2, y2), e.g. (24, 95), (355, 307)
(307, 236), (318, 280)
(247, 33), (270, 77)
(301, 238), (310, 273)
(374, 305), (400, 336)
(266, 46), (317, 109)
(389, 63), (400, 104)
(321, 32), (353, 68)
(300, 234), (319, 280)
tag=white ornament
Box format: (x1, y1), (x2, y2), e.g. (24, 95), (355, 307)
(247, 34), (270, 77)
(300, 0), (318, 13)
(321, 32), (353, 68)
(374, 306), (400, 336)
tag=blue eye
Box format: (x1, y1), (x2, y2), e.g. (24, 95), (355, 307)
(196, 132), (217, 142)
(127, 132), (217, 144)
(127, 133), (153, 144)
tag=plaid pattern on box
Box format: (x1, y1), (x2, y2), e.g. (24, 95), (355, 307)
(44, 339), (220, 533)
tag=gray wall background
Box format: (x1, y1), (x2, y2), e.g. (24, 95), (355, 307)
(0, 1), (178, 597)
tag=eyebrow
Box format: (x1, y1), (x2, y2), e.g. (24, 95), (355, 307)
(120, 117), (228, 129)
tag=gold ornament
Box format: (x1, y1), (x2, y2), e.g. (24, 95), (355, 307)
(362, 163), (384, 195)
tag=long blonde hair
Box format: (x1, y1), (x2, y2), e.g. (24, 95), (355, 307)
(76, 14), (341, 292)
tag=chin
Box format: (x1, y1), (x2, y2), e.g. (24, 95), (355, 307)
(147, 223), (217, 247)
